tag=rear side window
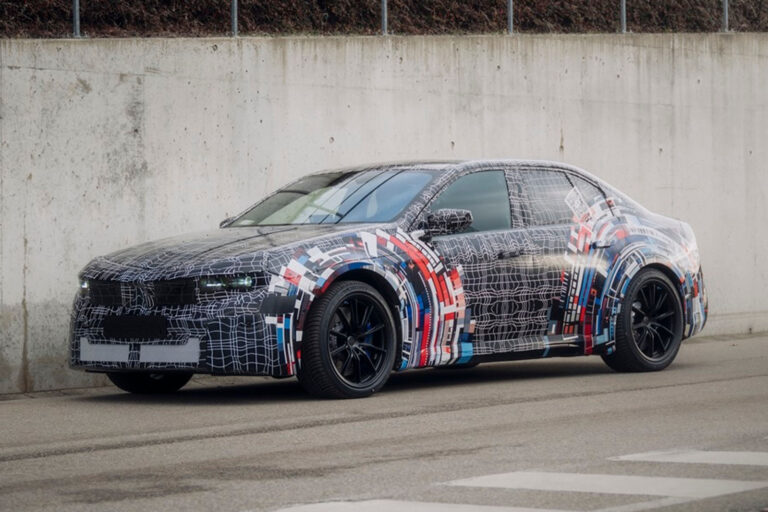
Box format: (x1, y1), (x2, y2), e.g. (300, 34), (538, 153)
(519, 170), (575, 226)
(568, 174), (604, 206)
(429, 171), (511, 233)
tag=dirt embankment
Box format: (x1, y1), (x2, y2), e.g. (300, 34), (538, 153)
(2, 0), (767, 38)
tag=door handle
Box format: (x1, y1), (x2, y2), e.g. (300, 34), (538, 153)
(498, 249), (523, 259)
(591, 241), (612, 249)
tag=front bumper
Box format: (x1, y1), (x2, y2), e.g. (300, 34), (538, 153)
(69, 288), (296, 377)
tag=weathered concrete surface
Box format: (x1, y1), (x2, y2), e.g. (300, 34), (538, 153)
(1, 34), (766, 393)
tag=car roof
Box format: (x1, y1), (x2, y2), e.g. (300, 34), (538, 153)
(323, 159), (597, 179)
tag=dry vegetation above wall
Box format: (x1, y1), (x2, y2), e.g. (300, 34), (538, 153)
(2, 0), (768, 37)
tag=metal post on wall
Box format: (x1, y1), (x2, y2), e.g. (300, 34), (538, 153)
(381, 0), (388, 35)
(620, 0), (627, 33)
(722, 0), (729, 32)
(73, 0), (80, 37)
(507, 0), (514, 33)
(231, 0), (238, 36)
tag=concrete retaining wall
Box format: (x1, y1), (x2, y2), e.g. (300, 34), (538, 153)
(1, 34), (766, 393)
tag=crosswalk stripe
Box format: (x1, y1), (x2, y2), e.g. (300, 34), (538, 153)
(271, 500), (572, 512)
(610, 449), (768, 467)
(445, 471), (768, 499)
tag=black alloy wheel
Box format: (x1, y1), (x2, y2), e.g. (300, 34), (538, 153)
(602, 269), (683, 372)
(299, 281), (396, 398)
(107, 372), (193, 394)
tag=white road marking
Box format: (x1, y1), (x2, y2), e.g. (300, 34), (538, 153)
(611, 449), (768, 467)
(593, 497), (693, 512)
(445, 471), (768, 499)
(270, 501), (571, 512)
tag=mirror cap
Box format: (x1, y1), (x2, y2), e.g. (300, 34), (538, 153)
(426, 208), (473, 236)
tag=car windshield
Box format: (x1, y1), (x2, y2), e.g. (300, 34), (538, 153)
(228, 169), (434, 226)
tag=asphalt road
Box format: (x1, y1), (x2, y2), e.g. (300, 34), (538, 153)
(1, 334), (767, 512)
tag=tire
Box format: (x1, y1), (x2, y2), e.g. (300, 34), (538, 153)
(602, 268), (684, 372)
(298, 281), (397, 399)
(107, 372), (192, 394)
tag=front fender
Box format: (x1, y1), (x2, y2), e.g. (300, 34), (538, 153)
(262, 229), (474, 375)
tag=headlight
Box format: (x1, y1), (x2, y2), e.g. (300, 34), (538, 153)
(79, 279), (89, 296)
(199, 275), (256, 292)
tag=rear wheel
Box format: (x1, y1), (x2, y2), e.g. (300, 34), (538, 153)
(107, 372), (192, 394)
(602, 269), (683, 372)
(298, 281), (396, 399)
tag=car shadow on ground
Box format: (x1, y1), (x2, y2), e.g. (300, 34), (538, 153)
(76, 358), (616, 406)
(386, 358), (615, 393)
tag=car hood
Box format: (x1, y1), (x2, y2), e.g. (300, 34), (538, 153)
(81, 224), (383, 281)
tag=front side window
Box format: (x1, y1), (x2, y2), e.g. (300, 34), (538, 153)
(229, 170), (434, 226)
(429, 170), (512, 233)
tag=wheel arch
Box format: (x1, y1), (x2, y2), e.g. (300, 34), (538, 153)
(312, 267), (404, 371)
(597, 250), (689, 348)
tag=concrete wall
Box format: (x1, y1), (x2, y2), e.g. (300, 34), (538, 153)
(1, 34), (766, 393)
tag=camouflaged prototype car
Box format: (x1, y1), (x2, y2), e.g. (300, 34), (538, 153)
(70, 160), (707, 398)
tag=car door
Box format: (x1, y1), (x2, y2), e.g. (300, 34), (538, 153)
(515, 166), (611, 353)
(422, 169), (532, 359)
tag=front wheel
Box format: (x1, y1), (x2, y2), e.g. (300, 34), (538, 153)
(298, 281), (397, 399)
(602, 269), (684, 372)
(107, 372), (192, 394)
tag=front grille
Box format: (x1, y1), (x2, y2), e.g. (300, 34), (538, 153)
(154, 279), (197, 305)
(253, 271), (270, 288)
(87, 274), (269, 307)
(89, 281), (123, 306)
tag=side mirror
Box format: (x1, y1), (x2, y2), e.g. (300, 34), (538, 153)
(426, 208), (473, 237)
(219, 217), (234, 228)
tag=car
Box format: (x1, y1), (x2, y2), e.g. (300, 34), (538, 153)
(70, 160), (708, 398)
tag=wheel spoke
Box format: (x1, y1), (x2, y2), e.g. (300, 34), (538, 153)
(653, 322), (674, 336)
(356, 347), (376, 372)
(655, 311), (674, 321)
(647, 328), (657, 356)
(639, 287), (651, 312)
(337, 309), (353, 332)
(649, 325), (669, 352)
(358, 342), (386, 353)
(636, 328), (650, 354)
(632, 303), (646, 316)
(354, 352), (362, 382)
(330, 344), (348, 357)
(330, 328), (346, 338)
(648, 284), (657, 313)
(360, 304), (373, 330)
(349, 299), (359, 327)
(340, 352), (353, 375)
(654, 289), (667, 314)
(362, 323), (385, 337)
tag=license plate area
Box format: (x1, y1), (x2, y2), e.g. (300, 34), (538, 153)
(102, 315), (168, 340)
